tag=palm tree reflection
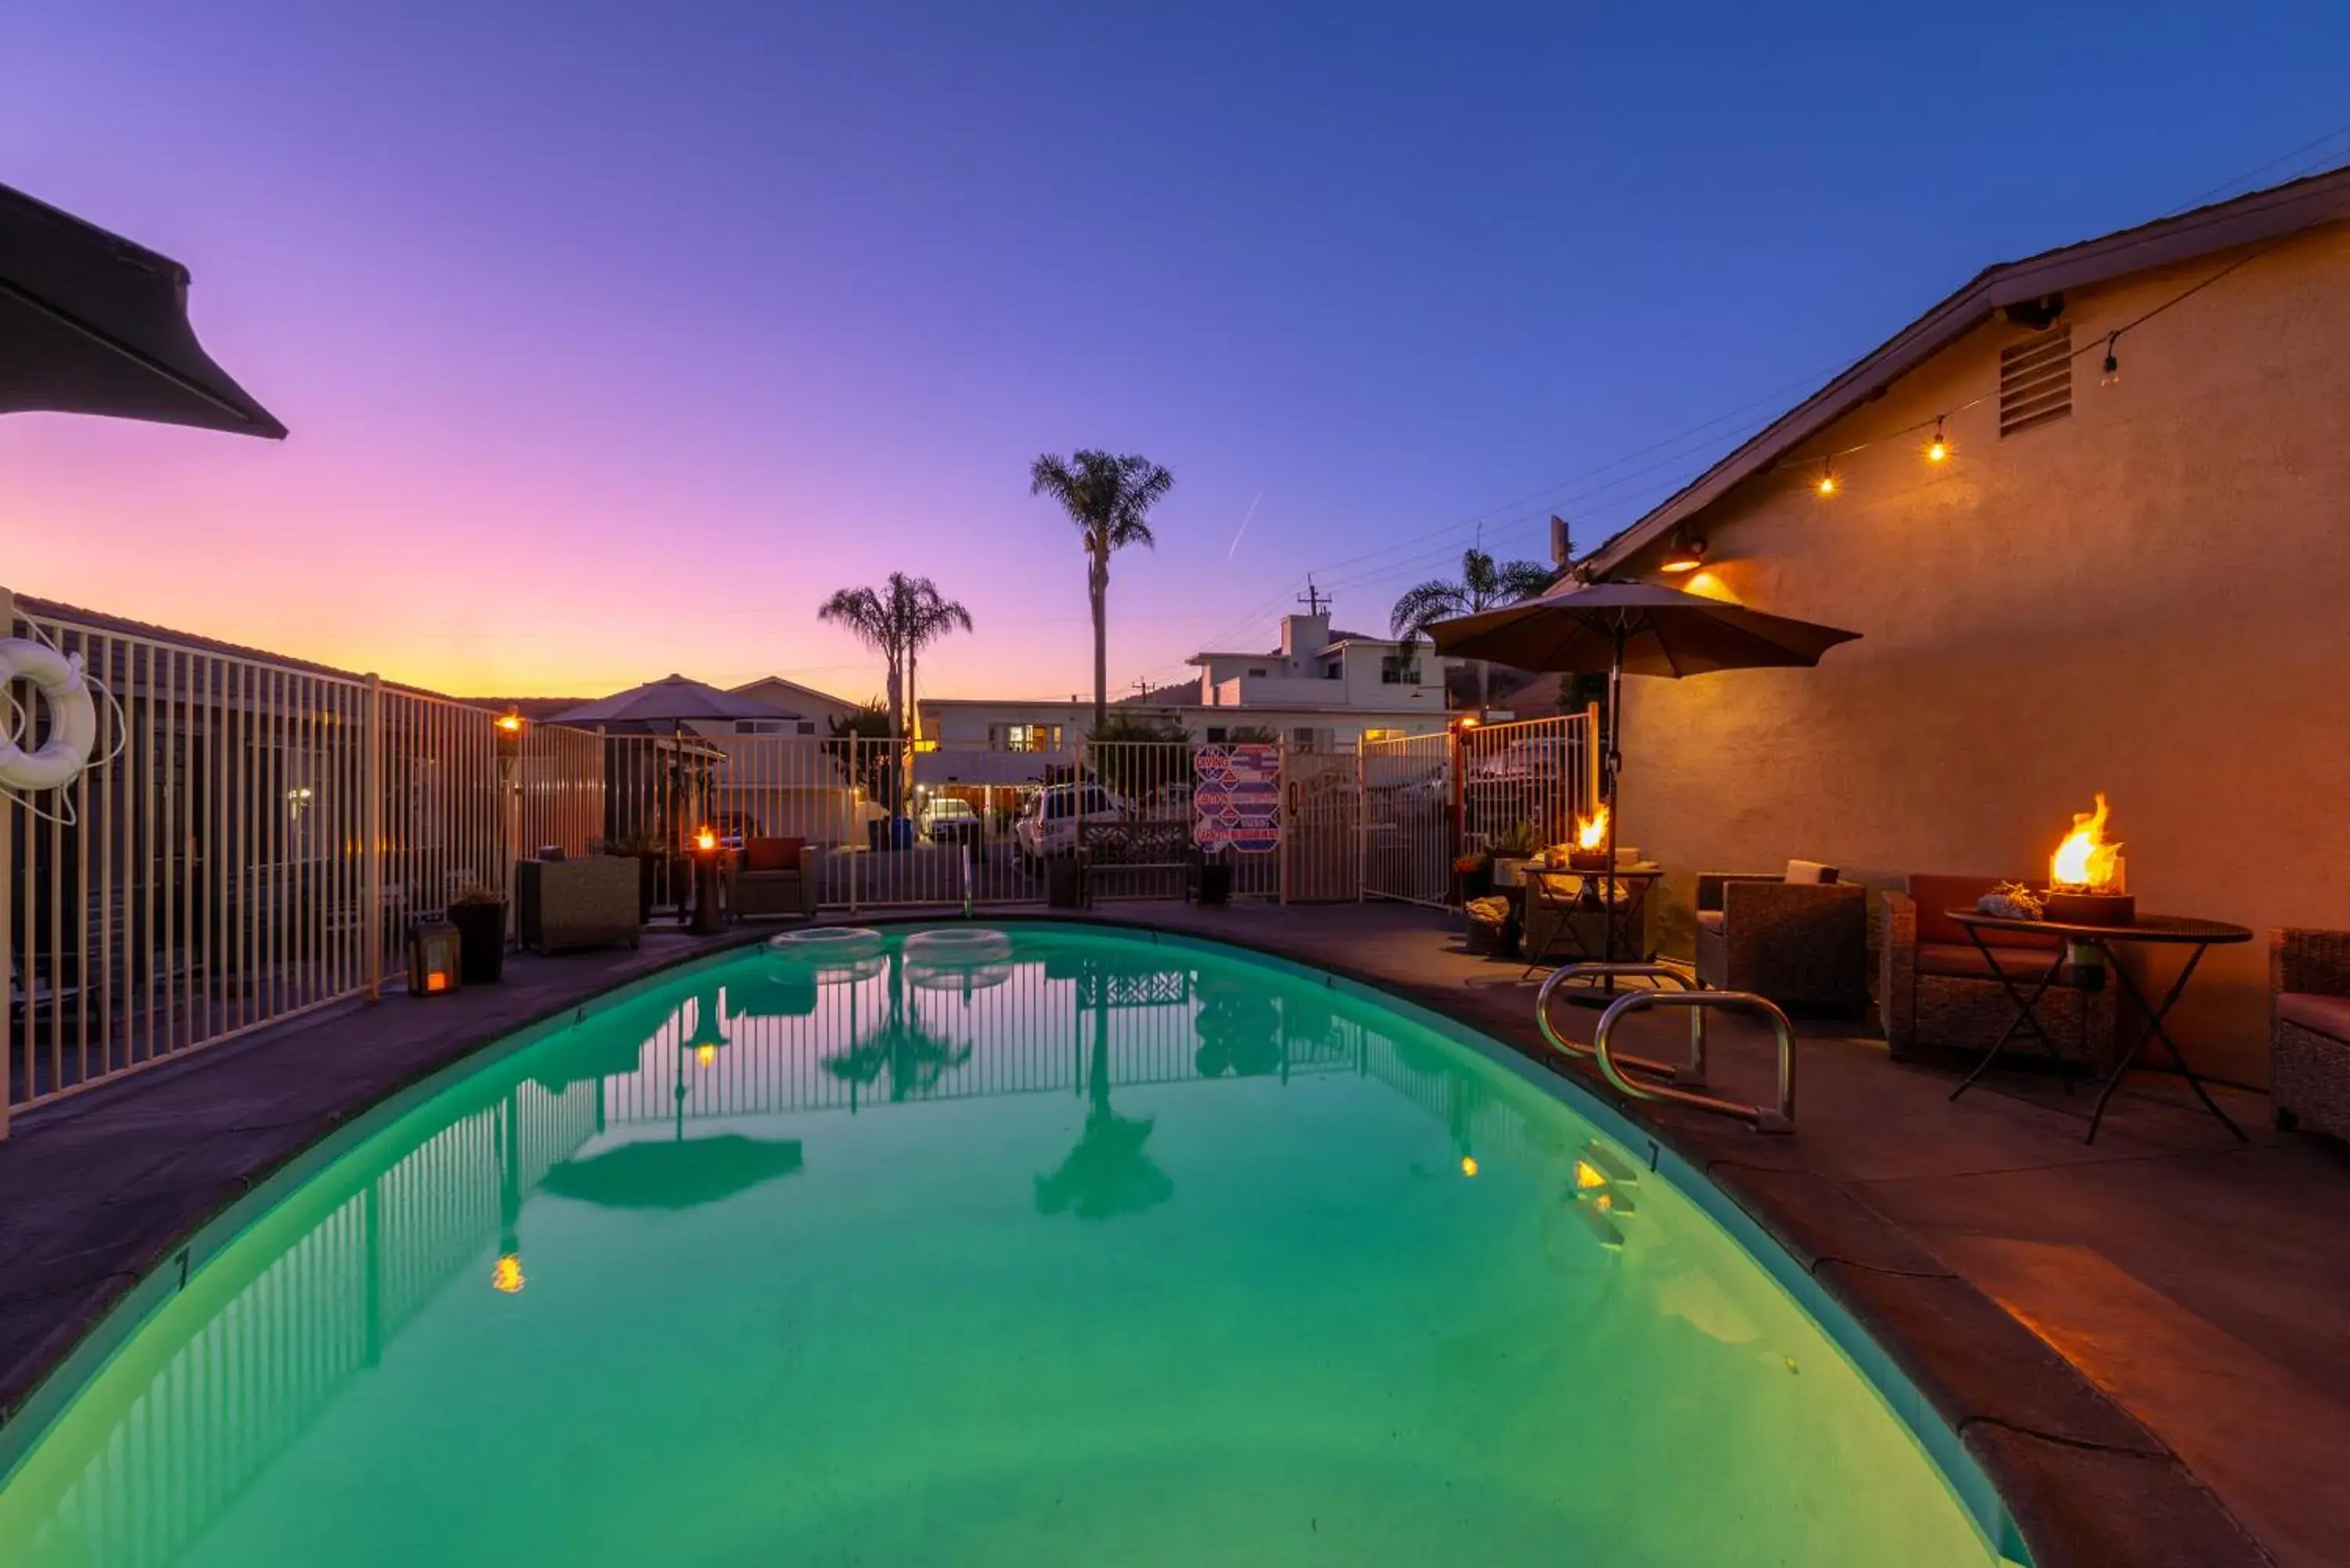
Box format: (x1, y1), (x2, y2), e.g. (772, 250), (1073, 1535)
(821, 951), (972, 1104)
(1036, 977), (1173, 1221)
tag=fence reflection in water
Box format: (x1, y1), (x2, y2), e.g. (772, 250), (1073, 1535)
(0, 937), (1571, 1568)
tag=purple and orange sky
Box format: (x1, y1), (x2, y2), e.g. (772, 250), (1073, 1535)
(7, 3), (2348, 703)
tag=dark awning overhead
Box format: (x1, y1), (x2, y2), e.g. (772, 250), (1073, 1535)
(0, 182), (285, 438)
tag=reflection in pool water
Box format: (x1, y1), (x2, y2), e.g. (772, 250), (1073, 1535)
(0, 927), (2008, 1568)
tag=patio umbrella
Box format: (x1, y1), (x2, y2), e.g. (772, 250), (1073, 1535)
(1, 181), (284, 437)
(537, 1133), (804, 1210)
(1429, 580), (1859, 941)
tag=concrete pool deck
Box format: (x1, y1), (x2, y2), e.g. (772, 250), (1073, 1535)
(2, 901), (2337, 1566)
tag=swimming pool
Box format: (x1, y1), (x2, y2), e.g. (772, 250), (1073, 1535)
(0, 923), (2022, 1566)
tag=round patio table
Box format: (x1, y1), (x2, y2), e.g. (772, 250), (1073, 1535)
(1943, 909), (2252, 1143)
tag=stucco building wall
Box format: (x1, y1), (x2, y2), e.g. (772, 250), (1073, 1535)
(1614, 225), (2350, 1084)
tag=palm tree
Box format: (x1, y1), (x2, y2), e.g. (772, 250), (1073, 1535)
(1029, 450), (1175, 731)
(819, 573), (974, 815)
(817, 572), (974, 742)
(902, 579), (974, 746)
(1389, 547), (1554, 714)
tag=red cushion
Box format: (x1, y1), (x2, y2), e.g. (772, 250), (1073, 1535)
(1909, 874), (2059, 950)
(746, 837), (804, 873)
(2279, 992), (2350, 1042)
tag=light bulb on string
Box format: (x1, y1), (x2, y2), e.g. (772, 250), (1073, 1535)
(1926, 418), (1949, 464)
(2100, 332), (2121, 387)
(1816, 461), (1837, 497)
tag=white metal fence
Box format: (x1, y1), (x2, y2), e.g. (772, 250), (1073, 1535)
(0, 587), (1596, 1129)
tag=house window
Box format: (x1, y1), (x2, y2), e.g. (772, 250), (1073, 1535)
(1205, 727), (1228, 743)
(1247, 667), (1268, 677)
(1998, 327), (2073, 437)
(1361, 728), (1406, 743)
(1324, 663), (1342, 679)
(1380, 655), (1421, 685)
(1000, 723), (1061, 753)
(797, 721), (816, 735)
(734, 719), (788, 735)
(1291, 727), (1318, 751)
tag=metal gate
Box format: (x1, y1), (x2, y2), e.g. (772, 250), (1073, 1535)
(1361, 730), (1455, 906)
(1280, 750), (1359, 901)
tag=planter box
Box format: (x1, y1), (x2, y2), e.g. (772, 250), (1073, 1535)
(449, 901), (507, 985)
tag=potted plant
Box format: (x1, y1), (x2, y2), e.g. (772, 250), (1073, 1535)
(1452, 851), (1494, 905)
(607, 833), (666, 923)
(1488, 821), (1540, 888)
(449, 882), (508, 985)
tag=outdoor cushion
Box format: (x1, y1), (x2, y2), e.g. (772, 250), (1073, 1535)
(746, 836), (805, 873)
(1909, 874), (2059, 949)
(2279, 992), (2350, 1043)
(1695, 909), (1725, 933)
(1914, 941), (2079, 984)
(1784, 859), (1837, 884)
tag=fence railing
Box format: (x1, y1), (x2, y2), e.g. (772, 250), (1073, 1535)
(0, 587), (1595, 1129)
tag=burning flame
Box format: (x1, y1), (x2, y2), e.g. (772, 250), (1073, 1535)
(491, 1254), (526, 1295)
(1575, 804), (1609, 852)
(2051, 793), (2123, 891)
(695, 828), (718, 852)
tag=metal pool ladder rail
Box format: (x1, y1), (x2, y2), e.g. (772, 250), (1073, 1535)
(1537, 963), (1799, 1133)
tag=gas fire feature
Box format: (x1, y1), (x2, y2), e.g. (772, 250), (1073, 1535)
(2044, 793), (2134, 926)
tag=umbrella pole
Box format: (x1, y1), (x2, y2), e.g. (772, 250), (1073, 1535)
(1603, 627), (1625, 968)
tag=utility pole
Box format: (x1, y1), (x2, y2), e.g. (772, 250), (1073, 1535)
(1296, 580), (1332, 617)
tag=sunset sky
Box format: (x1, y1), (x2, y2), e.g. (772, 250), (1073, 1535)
(6, 3), (2348, 703)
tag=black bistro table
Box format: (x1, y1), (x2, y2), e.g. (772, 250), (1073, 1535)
(1517, 863), (1668, 994)
(1944, 909), (2253, 1143)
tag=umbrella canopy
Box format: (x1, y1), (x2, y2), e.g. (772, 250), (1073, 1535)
(537, 1133), (804, 1210)
(1, 182), (284, 437)
(549, 674), (787, 727)
(1429, 580), (1859, 964)
(1426, 580), (1858, 677)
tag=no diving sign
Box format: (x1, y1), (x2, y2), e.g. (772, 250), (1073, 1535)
(1193, 744), (1282, 854)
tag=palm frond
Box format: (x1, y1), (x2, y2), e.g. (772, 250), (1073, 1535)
(1389, 579), (1467, 639)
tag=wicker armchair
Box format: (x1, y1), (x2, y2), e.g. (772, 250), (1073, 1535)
(1694, 863), (1867, 1013)
(734, 838), (818, 921)
(2272, 928), (2350, 1140)
(1877, 873), (2116, 1067)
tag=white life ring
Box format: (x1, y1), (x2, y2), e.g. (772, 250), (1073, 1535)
(0, 640), (96, 793)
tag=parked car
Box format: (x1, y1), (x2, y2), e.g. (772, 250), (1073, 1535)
(1014, 782), (1123, 864)
(919, 795), (982, 847)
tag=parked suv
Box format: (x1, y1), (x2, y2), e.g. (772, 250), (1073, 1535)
(1014, 782), (1122, 865)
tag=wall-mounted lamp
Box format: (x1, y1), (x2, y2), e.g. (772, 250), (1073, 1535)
(1660, 534), (1707, 573)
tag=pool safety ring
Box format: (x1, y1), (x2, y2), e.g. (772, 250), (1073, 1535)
(768, 926), (885, 960)
(903, 927), (1013, 965)
(0, 639), (97, 793)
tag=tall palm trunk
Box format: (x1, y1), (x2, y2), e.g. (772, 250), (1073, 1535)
(1089, 548), (1110, 732)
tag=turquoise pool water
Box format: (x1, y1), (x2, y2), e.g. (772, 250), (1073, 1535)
(0, 925), (2014, 1566)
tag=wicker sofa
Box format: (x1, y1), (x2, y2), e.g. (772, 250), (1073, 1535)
(1878, 873), (2117, 1067)
(1694, 861), (1867, 1014)
(2272, 928), (2350, 1140)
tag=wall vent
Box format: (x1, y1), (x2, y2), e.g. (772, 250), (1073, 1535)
(1998, 327), (2073, 437)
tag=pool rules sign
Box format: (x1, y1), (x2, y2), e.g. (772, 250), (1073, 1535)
(1193, 743), (1282, 854)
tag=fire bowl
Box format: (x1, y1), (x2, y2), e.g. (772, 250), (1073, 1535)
(2042, 890), (2136, 927)
(1567, 851), (1613, 873)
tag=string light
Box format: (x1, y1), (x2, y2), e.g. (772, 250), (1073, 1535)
(2100, 331), (2122, 387)
(1816, 461), (1837, 497)
(1926, 418), (1949, 463)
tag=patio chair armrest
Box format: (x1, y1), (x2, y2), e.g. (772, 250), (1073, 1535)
(1695, 872), (1784, 912)
(1878, 891), (1918, 1046)
(2274, 928), (2350, 999)
(1718, 879), (1857, 923)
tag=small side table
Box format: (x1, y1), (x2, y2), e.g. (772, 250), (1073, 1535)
(1520, 865), (1667, 993)
(1945, 909), (2252, 1143)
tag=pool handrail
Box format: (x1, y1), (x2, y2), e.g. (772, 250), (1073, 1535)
(1535, 962), (1710, 1085)
(1593, 988), (1798, 1133)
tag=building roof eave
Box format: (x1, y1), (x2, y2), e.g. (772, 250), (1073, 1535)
(1583, 165), (2350, 576)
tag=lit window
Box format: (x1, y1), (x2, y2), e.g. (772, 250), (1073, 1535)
(1003, 724), (1061, 753)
